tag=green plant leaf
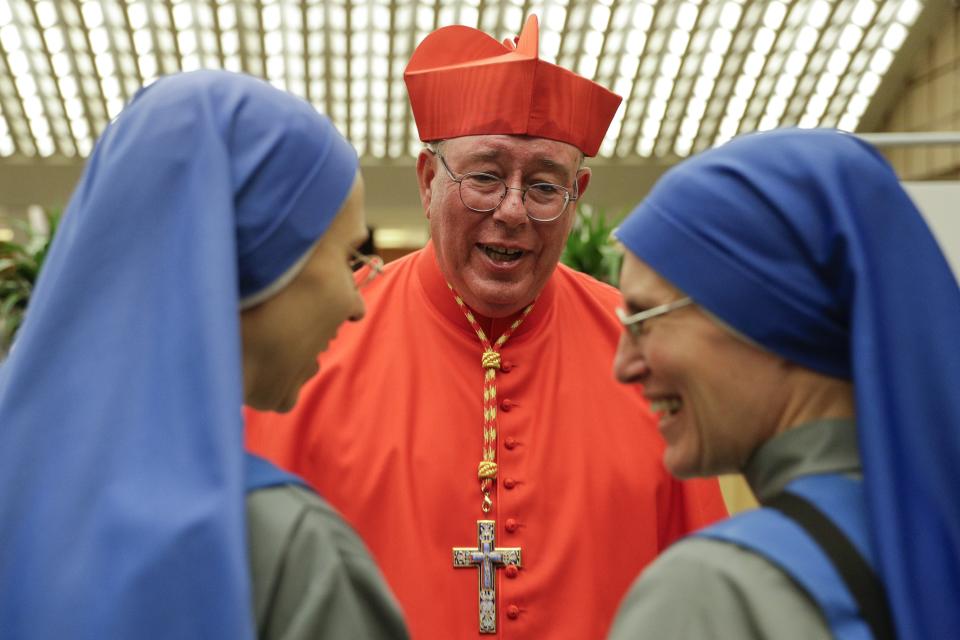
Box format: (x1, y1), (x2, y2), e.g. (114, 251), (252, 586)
(561, 204), (626, 287)
(0, 208), (60, 355)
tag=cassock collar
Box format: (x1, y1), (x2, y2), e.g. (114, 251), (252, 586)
(415, 240), (556, 343)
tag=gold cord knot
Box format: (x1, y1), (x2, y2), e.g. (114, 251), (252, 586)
(478, 461), (498, 479)
(481, 350), (501, 370)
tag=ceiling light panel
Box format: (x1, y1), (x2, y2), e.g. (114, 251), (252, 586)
(0, 0), (931, 162)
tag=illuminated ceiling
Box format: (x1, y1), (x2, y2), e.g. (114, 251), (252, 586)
(0, 0), (927, 165)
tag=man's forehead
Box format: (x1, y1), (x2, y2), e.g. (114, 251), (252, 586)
(441, 134), (581, 165)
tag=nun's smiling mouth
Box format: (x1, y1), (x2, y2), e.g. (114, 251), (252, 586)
(650, 397), (682, 417)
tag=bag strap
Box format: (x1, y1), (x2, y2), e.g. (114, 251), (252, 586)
(767, 491), (896, 640)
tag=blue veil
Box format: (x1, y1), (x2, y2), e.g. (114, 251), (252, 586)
(0, 70), (357, 637)
(615, 128), (960, 640)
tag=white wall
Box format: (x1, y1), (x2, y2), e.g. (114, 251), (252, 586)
(904, 182), (960, 280)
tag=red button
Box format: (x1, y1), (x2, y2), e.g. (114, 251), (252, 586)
(505, 518), (519, 533)
(505, 565), (519, 579)
(500, 399), (514, 412)
(503, 478), (517, 490)
(504, 437), (518, 450)
(506, 605), (520, 620)
(500, 360), (513, 372)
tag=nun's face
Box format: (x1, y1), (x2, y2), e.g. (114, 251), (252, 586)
(241, 174), (368, 412)
(613, 252), (792, 478)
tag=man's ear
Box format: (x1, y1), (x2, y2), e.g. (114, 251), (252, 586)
(416, 149), (437, 219)
(574, 166), (592, 199)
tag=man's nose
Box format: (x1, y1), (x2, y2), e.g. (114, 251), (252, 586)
(491, 187), (528, 227)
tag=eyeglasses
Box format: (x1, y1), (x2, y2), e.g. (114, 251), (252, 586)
(349, 250), (384, 289)
(433, 148), (579, 223)
(616, 298), (693, 338)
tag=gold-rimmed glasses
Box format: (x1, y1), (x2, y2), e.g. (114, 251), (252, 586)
(433, 147), (579, 223)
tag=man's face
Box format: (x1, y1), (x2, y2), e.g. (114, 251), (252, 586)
(241, 175), (369, 412)
(416, 135), (590, 318)
(613, 252), (793, 478)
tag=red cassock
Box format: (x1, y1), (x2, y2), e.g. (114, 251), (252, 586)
(245, 242), (727, 639)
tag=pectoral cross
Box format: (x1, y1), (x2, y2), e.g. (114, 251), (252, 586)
(453, 520), (522, 634)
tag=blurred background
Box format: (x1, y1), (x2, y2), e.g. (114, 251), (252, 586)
(0, 0), (957, 252)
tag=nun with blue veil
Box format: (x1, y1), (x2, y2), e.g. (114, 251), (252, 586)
(0, 70), (407, 639)
(608, 128), (959, 640)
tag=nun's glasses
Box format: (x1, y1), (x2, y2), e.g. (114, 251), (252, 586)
(616, 298), (693, 338)
(350, 250), (384, 289)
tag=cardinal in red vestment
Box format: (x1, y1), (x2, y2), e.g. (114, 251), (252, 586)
(246, 15), (727, 639)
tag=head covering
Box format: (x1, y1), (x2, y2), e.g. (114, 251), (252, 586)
(615, 128), (960, 640)
(0, 70), (357, 638)
(404, 15), (621, 157)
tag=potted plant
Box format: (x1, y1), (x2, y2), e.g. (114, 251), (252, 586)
(0, 210), (59, 359)
(560, 203), (625, 287)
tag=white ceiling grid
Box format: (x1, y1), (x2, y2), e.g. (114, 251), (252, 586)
(0, 0), (924, 162)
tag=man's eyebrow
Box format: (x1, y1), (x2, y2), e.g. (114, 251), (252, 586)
(461, 149), (501, 163)
(460, 150), (576, 177)
(534, 157), (567, 171)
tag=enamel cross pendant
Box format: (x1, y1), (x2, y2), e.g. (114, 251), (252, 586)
(453, 520), (522, 633)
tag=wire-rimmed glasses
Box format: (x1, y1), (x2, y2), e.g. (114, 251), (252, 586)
(616, 298), (693, 338)
(433, 148), (579, 223)
(349, 250), (384, 289)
